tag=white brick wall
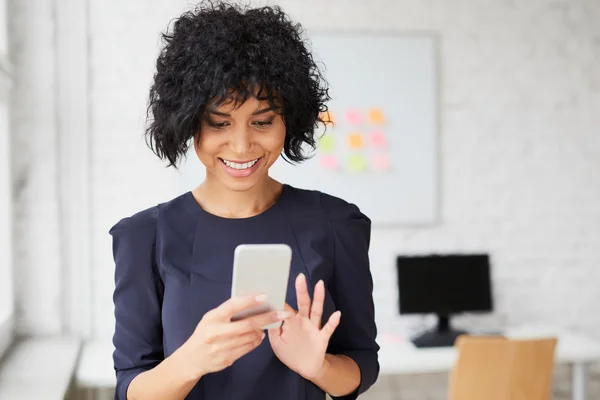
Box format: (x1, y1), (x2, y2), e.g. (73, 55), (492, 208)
(0, 0), (14, 340)
(85, 0), (600, 397)
(87, 0), (600, 340)
(9, 0), (600, 397)
(8, 0), (64, 335)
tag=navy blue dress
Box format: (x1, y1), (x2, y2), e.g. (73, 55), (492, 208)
(110, 184), (379, 400)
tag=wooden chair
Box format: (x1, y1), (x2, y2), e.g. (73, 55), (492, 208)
(448, 335), (558, 400)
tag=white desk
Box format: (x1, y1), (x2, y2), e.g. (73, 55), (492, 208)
(378, 325), (600, 400)
(76, 326), (600, 400)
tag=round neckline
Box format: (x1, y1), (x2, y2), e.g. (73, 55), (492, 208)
(187, 183), (289, 222)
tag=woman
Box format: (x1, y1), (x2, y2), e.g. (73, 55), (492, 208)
(110, 2), (379, 399)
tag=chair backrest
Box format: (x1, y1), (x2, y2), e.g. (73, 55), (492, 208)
(448, 335), (557, 400)
(506, 337), (558, 400)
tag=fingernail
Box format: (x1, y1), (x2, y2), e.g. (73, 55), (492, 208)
(255, 294), (267, 302)
(277, 311), (292, 319)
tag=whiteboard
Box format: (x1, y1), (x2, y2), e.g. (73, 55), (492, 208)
(179, 32), (439, 226)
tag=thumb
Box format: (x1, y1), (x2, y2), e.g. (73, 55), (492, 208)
(268, 327), (282, 343)
(212, 293), (267, 320)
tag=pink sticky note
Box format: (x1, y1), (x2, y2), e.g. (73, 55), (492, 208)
(372, 154), (390, 171)
(345, 109), (362, 125)
(370, 131), (387, 148)
(320, 155), (338, 170)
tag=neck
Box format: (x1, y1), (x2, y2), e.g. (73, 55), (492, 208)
(194, 173), (282, 219)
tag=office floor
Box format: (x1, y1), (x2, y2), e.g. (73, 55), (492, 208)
(358, 364), (600, 400)
(68, 364), (599, 400)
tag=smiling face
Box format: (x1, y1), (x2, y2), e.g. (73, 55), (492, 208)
(194, 95), (286, 192)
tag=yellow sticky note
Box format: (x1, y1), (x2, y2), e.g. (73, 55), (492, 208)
(318, 135), (335, 152)
(347, 154), (367, 172)
(347, 132), (364, 149)
(368, 108), (386, 125)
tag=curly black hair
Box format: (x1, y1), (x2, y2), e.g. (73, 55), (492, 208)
(145, 0), (331, 168)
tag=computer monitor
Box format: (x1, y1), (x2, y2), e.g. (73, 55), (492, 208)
(396, 253), (493, 348)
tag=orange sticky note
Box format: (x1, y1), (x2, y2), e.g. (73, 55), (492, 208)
(372, 153), (390, 171)
(368, 108), (386, 125)
(320, 111), (335, 124)
(370, 131), (387, 148)
(347, 132), (364, 149)
(320, 154), (338, 170)
(318, 135), (335, 152)
(347, 154), (367, 172)
(345, 109), (362, 125)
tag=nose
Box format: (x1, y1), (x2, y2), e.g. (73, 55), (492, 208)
(228, 125), (252, 155)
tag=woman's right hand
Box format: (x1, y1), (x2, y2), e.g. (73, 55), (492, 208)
(181, 294), (289, 378)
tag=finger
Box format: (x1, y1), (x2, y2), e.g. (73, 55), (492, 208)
(283, 303), (296, 313)
(223, 329), (264, 350)
(211, 293), (267, 320)
(226, 332), (265, 363)
(279, 304), (296, 332)
(267, 327), (281, 342)
(225, 310), (292, 336)
(295, 273), (311, 318)
(320, 311), (341, 341)
(310, 280), (325, 328)
(245, 309), (292, 330)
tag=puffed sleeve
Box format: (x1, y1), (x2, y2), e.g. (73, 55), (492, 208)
(110, 207), (164, 400)
(321, 195), (380, 399)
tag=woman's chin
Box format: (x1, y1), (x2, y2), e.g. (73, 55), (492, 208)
(219, 171), (267, 192)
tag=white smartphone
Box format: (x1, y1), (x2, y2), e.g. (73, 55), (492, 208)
(231, 244), (292, 329)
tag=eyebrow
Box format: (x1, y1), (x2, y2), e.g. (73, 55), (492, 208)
(209, 106), (276, 117)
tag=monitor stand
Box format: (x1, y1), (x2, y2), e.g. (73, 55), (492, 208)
(411, 315), (466, 348)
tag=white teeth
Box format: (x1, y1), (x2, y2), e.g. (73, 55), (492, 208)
(222, 158), (259, 170)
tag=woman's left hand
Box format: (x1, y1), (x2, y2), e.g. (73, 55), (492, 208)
(268, 273), (341, 380)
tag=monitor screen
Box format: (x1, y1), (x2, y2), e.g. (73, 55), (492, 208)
(396, 253), (493, 315)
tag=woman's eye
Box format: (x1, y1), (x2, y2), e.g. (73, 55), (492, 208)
(208, 121), (228, 129)
(253, 120), (273, 128)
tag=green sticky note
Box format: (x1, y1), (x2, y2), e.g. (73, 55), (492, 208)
(319, 135), (335, 152)
(347, 154), (367, 172)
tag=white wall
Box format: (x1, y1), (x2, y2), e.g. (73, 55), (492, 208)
(8, 0), (95, 337)
(0, 99), (12, 325)
(8, 0), (63, 335)
(0, 0), (14, 353)
(7, 0), (600, 348)
(6, 0), (599, 397)
(88, 0), (184, 337)
(85, 0), (600, 340)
